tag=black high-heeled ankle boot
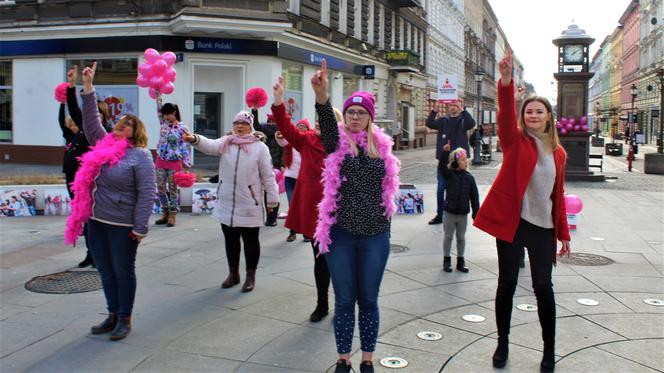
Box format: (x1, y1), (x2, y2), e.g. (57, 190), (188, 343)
(540, 346), (555, 372)
(492, 339), (509, 368)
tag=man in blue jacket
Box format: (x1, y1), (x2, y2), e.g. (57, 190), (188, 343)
(425, 98), (476, 225)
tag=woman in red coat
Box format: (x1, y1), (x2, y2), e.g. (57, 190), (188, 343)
(271, 77), (331, 322)
(473, 50), (571, 373)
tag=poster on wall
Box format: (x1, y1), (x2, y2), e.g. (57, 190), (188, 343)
(44, 188), (71, 216)
(94, 85), (139, 125)
(192, 185), (218, 215)
(0, 189), (37, 217)
(437, 75), (458, 103)
(284, 90), (303, 123)
(394, 184), (424, 215)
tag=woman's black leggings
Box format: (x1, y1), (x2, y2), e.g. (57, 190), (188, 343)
(310, 240), (330, 306)
(495, 219), (556, 348)
(221, 224), (260, 270)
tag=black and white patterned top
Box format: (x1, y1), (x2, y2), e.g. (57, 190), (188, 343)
(316, 101), (390, 236)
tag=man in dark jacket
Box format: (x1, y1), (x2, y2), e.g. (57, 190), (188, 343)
(425, 98), (475, 225)
(251, 108), (283, 226)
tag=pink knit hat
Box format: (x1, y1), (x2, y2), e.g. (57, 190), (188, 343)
(233, 110), (254, 125)
(296, 118), (312, 130)
(343, 91), (375, 120)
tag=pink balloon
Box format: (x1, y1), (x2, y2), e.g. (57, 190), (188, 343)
(566, 123), (573, 130)
(573, 125), (580, 131)
(579, 115), (588, 125)
(559, 117), (568, 125)
(568, 117), (576, 126)
(556, 121), (562, 129)
(144, 48), (160, 63)
(564, 194), (583, 214)
(160, 81), (174, 94)
(164, 68), (176, 82)
(149, 76), (164, 89)
(149, 88), (158, 99)
(581, 125), (589, 131)
(138, 62), (152, 77)
(150, 60), (168, 76)
(136, 75), (150, 88)
(162, 51), (177, 66)
(560, 128), (568, 135)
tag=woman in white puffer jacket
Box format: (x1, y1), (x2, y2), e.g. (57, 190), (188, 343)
(184, 110), (279, 293)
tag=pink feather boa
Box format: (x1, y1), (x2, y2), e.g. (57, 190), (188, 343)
(64, 134), (131, 246)
(314, 124), (400, 254)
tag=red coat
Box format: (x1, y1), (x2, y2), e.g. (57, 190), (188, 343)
(473, 81), (570, 259)
(271, 103), (325, 238)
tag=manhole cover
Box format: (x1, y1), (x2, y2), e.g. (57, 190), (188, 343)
(462, 314), (486, 323)
(516, 303), (538, 312)
(643, 299), (664, 306)
(390, 244), (410, 254)
(577, 298), (599, 306)
(25, 270), (102, 294)
(380, 357), (408, 368)
(559, 253), (614, 266)
(417, 331), (442, 341)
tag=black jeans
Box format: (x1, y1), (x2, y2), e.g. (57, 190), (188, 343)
(310, 240), (330, 307)
(495, 219), (555, 348)
(221, 224), (260, 270)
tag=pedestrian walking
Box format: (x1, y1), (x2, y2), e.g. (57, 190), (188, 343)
(473, 49), (571, 373)
(183, 110), (279, 293)
(154, 95), (192, 227)
(441, 148), (480, 273)
(425, 98), (475, 225)
(64, 62), (156, 341)
(312, 60), (400, 373)
(271, 76), (331, 322)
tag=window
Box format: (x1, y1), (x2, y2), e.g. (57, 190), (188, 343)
(343, 76), (359, 99)
(339, 0), (347, 34)
(378, 5), (385, 49)
(282, 64), (304, 121)
(0, 61), (11, 142)
(287, 0), (300, 15)
(321, 0), (330, 26)
(367, 0), (374, 44)
(354, 0), (362, 39)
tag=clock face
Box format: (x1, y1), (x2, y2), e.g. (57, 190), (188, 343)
(564, 45), (584, 64)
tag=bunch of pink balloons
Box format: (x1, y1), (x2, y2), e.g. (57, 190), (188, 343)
(557, 116), (590, 135)
(136, 48), (177, 99)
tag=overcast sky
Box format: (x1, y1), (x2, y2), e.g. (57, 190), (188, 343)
(488, 0), (630, 101)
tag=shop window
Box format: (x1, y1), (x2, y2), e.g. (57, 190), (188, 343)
(0, 61), (12, 142)
(343, 76), (359, 100)
(282, 64), (303, 121)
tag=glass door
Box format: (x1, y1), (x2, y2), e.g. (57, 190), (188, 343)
(193, 92), (223, 168)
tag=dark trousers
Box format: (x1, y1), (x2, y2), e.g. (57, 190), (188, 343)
(436, 165), (446, 217)
(87, 220), (138, 318)
(495, 219), (555, 348)
(221, 224), (260, 270)
(311, 241), (330, 307)
(285, 177), (297, 235)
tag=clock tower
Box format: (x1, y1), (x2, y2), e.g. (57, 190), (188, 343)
(553, 24), (603, 181)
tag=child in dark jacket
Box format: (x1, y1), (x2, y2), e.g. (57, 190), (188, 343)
(442, 148), (480, 273)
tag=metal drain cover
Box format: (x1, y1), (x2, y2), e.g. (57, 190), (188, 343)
(559, 253), (614, 266)
(417, 331), (442, 341)
(462, 314), (486, 323)
(643, 299), (664, 306)
(577, 298), (599, 306)
(380, 357), (408, 368)
(25, 270), (102, 294)
(390, 244), (410, 254)
(516, 304), (538, 312)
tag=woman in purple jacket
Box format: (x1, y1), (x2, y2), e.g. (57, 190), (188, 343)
(66, 62), (155, 341)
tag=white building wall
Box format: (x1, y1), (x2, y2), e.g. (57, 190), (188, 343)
(425, 0), (466, 94)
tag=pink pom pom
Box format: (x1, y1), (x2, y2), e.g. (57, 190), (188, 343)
(174, 171), (196, 188)
(162, 52), (177, 66)
(54, 82), (68, 103)
(245, 87), (268, 109)
(160, 81), (174, 95)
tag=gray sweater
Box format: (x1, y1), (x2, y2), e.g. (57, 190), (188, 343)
(82, 91), (156, 236)
(520, 133), (555, 228)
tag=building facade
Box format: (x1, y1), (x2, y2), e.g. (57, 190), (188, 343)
(636, 0), (663, 143)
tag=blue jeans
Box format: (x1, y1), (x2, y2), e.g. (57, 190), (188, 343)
(87, 220), (138, 318)
(325, 226), (390, 354)
(284, 176), (297, 205)
(436, 165), (446, 217)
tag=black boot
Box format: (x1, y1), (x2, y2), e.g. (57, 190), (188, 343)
(109, 316), (131, 340)
(265, 206), (278, 226)
(360, 361), (375, 373)
(78, 252), (95, 268)
(334, 359), (352, 373)
(456, 257), (469, 273)
(428, 215), (443, 225)
(540, 345), (555, 372)
(309, 299), (329, 322)
(91, 313), (117, 334)
(492, 338), (509, 368)
(443, 256), (452, 272)
(221, 267), (241, 288)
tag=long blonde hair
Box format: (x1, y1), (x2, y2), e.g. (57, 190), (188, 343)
(518, 96), (560, 149)
(342, 120), (381, 158)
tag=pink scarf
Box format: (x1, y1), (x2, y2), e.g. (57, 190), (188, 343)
(314, 125), (400, 254)
(64, 134), (131, 246)
(219, 134), (258, 154)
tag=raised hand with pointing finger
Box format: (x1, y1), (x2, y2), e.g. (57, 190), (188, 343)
(82, 62), (97, 94)
(311, 59), (329, 104)
(273, 76), (284, 106)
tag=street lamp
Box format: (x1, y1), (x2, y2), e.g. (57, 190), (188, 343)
(472, 69), (484, 165)
(594, 101), (601, 138)
(628, 83), (638, 171)
(657, 68), (664, 154)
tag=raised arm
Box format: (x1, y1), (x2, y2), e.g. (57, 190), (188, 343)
(66, 66), (82, 129)
(251, 107), (276, 136)
(186, 132), (224, 156)
(58, 104), (74, 142)
(496, 49), (518, 149)
(80, 63), (108, 145)
(311, 59), (338, 154)
(425, 109), (440, 130)
(460, 99), (476, 131)
(272, 76), (307, 151)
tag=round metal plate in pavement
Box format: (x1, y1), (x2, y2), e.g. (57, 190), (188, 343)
(462, 314), (486, 323)
(643, 299), (664, 306)
(380, 357), (408, 369)
(25, 270), (102, 294)
(559, 253), (614, 266)
(577, 298), (599, 306)
(590, 237), (605, 241)
(390, 244), (410, 254)
(417, 331), (442, 341)
(516, 303), (538, 312)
